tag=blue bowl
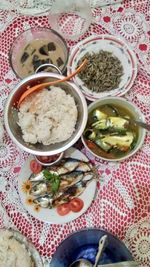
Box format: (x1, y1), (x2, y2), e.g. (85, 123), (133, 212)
(51, 228), (133, 267)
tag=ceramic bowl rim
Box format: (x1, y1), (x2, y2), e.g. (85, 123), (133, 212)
(81, 96), (146, 162)
(67, 34), (138, 101)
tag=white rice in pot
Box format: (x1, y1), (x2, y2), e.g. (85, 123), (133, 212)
(0, 230), (32, 267)
(18, 86), (78, 145)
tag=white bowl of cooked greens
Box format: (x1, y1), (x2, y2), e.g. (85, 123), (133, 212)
(81, 97), (146, 161)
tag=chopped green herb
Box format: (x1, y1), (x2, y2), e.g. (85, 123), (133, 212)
(51, 178), (60, 194)
(43, 170), (60, 194)
(43, 169), (57, 180)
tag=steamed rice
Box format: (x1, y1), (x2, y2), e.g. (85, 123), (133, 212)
(0, 230), (32, 267)
(18, 86), (77, 145)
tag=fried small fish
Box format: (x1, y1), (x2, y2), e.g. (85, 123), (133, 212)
(52, 177), (94, 207)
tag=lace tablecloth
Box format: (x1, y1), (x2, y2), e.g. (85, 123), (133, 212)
(0, 1), (150, 266)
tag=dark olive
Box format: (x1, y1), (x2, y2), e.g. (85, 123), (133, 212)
(32, 55), (43, 71)
(56, 57), (64, 67)
(48, 42), (56, 51)
(20, 52), (29, 63)
(39, 45), (48, 56)
(32, 55), (39, 61)
(42, 58), (53, 64)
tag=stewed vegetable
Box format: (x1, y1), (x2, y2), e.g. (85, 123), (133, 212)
(84, 104), (138, 159)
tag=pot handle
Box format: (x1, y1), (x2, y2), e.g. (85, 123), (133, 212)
(35, 63), (62, 75)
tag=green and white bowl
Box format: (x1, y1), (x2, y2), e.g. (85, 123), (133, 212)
(81, 97), (146, 161)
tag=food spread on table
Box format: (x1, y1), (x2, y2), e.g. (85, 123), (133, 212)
(1, 1), (150, 266)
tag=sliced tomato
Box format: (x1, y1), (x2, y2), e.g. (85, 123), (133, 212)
(86, 140), (97, 150)
(30, 159), (42, 174)
(69, 198), (84, 213)
(56, 203), (71, 216)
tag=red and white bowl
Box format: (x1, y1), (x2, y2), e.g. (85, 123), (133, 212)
(68, 35), (137, 101)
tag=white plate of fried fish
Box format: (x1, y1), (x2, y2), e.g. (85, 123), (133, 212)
(18, 147), (97, 224)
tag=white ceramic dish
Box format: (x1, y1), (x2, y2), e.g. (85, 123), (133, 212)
(0, 228), (43, 267)
(18, 147), (97, 224)
(81, 97), (146, 161)
(68, 35), (137, 101)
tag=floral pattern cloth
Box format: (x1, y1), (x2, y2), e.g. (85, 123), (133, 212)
(0, 0), (150, 266)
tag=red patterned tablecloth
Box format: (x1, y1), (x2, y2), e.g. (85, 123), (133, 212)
(0, 1), (150, 266)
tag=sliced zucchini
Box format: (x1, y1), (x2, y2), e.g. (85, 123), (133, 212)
(88, 131), (97, 141)
(101, 131), (134, 151)
(92, 109), (107, 121)
(92, 119), (110, 130)
(108, 116), (129, 131)
(84, 129), (96, 140)
(94, 139), (112, 152)
(105, 104), (119, 116)
(92, 116), (128, 132)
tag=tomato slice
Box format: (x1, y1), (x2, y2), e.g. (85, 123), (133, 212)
(56, 203), (71, 216)
(86, 140), (97, 150)
(69, 198), (84, 212)
(30, 159), (42, 174)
